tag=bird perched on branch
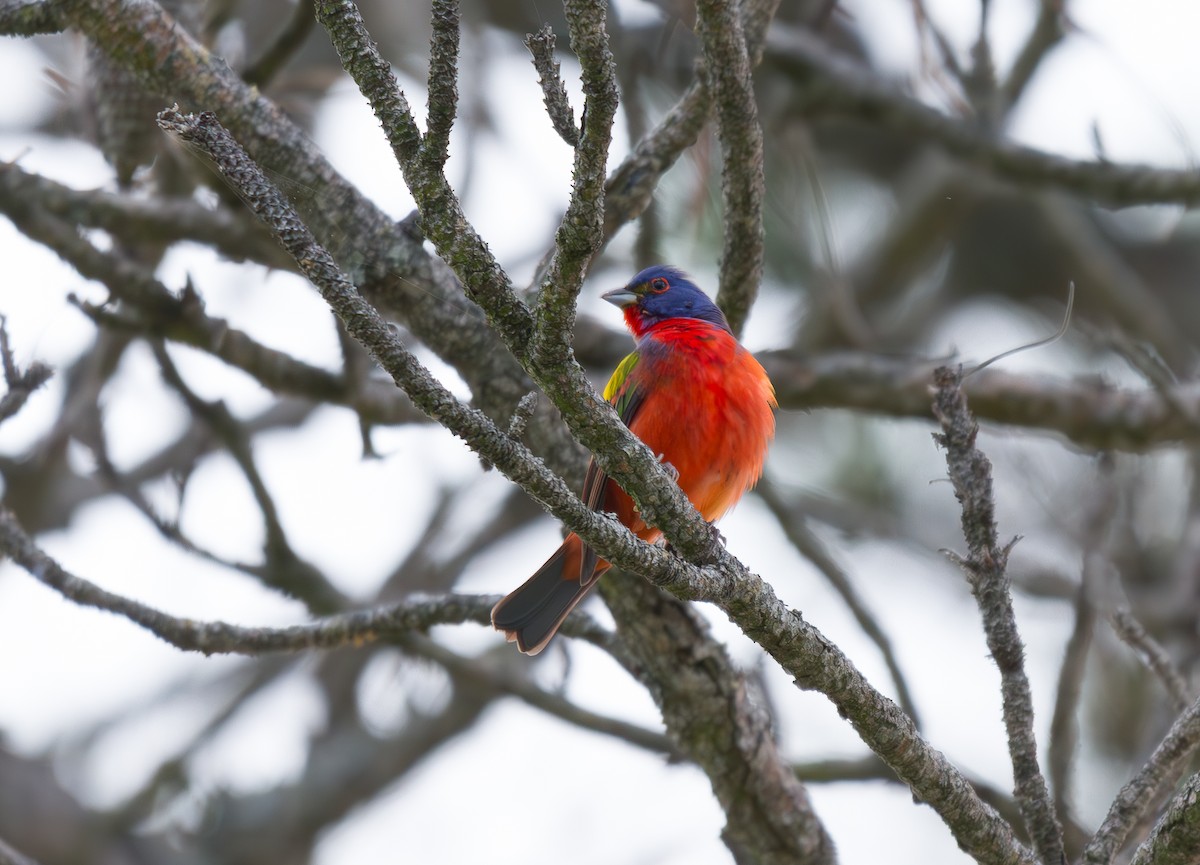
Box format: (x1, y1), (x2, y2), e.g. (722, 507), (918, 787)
(491, 265), (776, 654)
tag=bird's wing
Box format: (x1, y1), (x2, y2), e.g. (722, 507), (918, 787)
(575, 349), (648, 581)
(583, 349), (647, 508)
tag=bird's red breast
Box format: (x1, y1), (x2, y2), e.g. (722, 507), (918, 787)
(601, 317), (776, 539)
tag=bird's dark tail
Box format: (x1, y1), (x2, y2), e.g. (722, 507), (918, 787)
(491, 534), (608, 655)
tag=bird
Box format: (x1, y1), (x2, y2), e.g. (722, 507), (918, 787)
(491, 265), (777, 654)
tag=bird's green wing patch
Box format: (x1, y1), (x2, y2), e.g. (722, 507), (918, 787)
(603, 350), (647, 425)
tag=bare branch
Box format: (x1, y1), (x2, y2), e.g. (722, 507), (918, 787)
(422, 0), (460, 169)
(313, 0), (532, 351)
(0, 0), (64, 35)
(1049, 456), (1113, 854)
(1000, 0), (1068, 114)
(1128, 772), (1200, 865)
(932, 365), (1065, 865)
(695, 0), (771, 336)
(0, 160), (289, 269)
(762, 351), (1200, 452)
(1109, 609), (1193, 713)
(403, 633), (678, 757)
(600, 573), (835, 865)
(1084, 696), (1200, 863)
(0, 317), (52, 426)
(530, 0), (618, 364)
(525, 25), (579, 147)
(0, 506), (610, 654)
(151, 342), (348, 613)
(767, 22), (1200, 208)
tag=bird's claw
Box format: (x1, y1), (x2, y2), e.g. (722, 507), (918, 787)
(664, 521), (726, 561)
(656, 453), (679, 483)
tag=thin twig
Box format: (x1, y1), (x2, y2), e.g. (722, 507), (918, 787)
(0, 317), (52, 425)
(422, 0), (460, 169)
(401, 634), (678, 758)
(0, 506), (609, 654)
(1048, 455), (1113, 856)
(525, 25), (579, 147)
(695, 0), (771, 336)
(530, 0), (618, 368)
(932, 365), (1065, 865)
(1109, 609), (1193, 712)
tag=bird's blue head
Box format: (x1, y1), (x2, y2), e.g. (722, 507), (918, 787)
(601, 265), (731, 338)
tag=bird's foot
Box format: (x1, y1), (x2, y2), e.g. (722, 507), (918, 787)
(663, 522), (726, 562)
(655, 453), (679, 483)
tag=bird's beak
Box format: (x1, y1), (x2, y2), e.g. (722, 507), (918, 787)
(602, 287), (638, 308)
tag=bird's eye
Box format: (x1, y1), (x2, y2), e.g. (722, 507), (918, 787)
(649, 277), (669, 293)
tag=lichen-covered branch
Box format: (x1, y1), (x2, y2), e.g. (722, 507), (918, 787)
(0, 506), (611, 653)
(695, 0), (770, 336)
(525, 25), (579, 148)
(932, 366), (1064, 865)
(312, 0), (532, 352)
(1083, 695), (1200, 863)
(0, 0), (63, 35)
(601, 574), (835, 865)
(530, 0), (618, 365)
(152, 106), (1031, 865)
(1128, 773), (1200, 865)
(422, 0), (460, 170)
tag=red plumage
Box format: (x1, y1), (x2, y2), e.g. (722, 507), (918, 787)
(491, 267), (776, 654)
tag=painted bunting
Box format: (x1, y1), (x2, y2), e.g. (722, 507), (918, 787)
(491, 266), (776, 654)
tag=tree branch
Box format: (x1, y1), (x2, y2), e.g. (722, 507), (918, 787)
(525, 25), (579, 148)
(932, 365), (1065, 865)
(761, 351), (1200, 451)
(695, 0), (771, 336)
(0, 506), (610, 653)
(1128, 772), (1200, 865)
(767, 22), (1200, 208)
(1084, 695), (1200, 863)
(312, 0), (532, 351)
(421, 0), (459, 170)
(757, 478), (921, 727)
(1109, 608), (1193, 712)
(0, 0), (63, 35)
(0, 317), (52, 426)
(529, 0), (618, 369)
(602, 572), (835, 865)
